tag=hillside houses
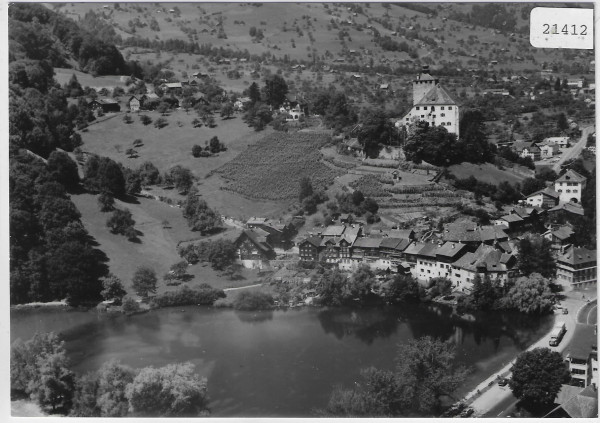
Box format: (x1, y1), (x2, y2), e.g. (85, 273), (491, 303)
(88, 98), (120, 113)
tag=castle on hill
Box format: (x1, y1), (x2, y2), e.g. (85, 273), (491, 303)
(396, 65), (460, 138)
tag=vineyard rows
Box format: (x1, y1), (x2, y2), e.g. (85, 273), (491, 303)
(216, 132), (344, 200)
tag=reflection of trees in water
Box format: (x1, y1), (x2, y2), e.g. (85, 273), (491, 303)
(234, 310), (274, 324)
(316, 307), (399, 345)
(316, 303), (553, 352)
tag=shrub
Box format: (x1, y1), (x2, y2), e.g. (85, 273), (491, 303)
(233, 290), (274, 310)
(139, 115), (152, 125)
(154, 117), (168, 129)
(121, 297), (141, 315)
(150, 285), (225, 308)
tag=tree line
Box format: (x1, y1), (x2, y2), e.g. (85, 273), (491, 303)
(11, 332), (210, 417)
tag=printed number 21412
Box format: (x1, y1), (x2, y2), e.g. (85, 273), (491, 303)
(542, 24), (587, 35)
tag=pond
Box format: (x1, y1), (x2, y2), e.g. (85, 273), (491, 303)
(11, 304), (553, 417)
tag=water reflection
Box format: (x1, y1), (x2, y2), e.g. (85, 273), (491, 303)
(235, 310), (274, 323)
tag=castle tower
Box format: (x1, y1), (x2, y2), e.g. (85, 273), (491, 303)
(412, 65), (439, 105)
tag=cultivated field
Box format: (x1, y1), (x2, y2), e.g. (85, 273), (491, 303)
(215, 132), (344, 200)
(54, 68), (129, 90)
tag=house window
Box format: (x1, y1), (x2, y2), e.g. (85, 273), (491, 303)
(441, 106), (445, 110)
(447, 122), (451, 125)
(441, 113), (445, 117)
(416, 106), (420, 110)
(421, 115), (425, 118)
(427, 270), (431, 274)
(441, 122), (445, 126)
(558, 189), (562, 193)
(566, 189), (571, 193)
(424, 106), (428, 110)
(573, 189), (578, 193)
(448, 106), (453, 110)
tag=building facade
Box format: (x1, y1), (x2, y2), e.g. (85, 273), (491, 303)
(556, 246), (597, 287)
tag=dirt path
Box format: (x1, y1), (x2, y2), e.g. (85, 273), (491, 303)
(223, 283), (263, 292)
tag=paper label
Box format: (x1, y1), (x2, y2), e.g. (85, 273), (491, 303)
(530, 7), (594, 49)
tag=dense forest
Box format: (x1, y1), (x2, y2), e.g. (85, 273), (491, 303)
(8, 3), (141, 305)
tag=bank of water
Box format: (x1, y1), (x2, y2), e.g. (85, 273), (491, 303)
(11, 304), (552, 417)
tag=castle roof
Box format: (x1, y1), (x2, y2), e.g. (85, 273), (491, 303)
(415, 84), (457, 106)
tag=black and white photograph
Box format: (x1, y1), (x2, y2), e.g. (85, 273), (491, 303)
(5, 1), (598, 419)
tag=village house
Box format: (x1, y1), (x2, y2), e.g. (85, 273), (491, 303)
(159, 82), (183, 95)
(512, 141), (541, 161)
(525, 187), (560, 208)
(546, 384), (598, 418)
(543, 224), (574, 254)
(547, 202), (585, 225)
(88, 98), (121, 113)
(556, 246), (597, 288)
(343, 138), (366, 158)
(298, 236), (322, 262)
(544, 136), (570, 149)
(235, 229), (276, 270)
(246, 217), (296, 250)
(538, 140), (560, 158)
(396, 66), (460, 138)
(234, 97), (251, 111)
(451, 245), (518, 292)
(563, 325), (597, 387)
(127, 95), (141, 112)
(555, 169), (587, 204)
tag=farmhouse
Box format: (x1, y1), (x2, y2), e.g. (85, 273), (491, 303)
(451, 245), (518, 292)
(512, 141), (541, 161)
(396, 66), (460, 137)
(235, 229), (276, 269)
(298, 236), (322, 261)
(246, 217), (296, 250)
(538, 140), (560, 158)
(128, 96), (141, 112)
(160, 82), (183, 95)
(525, 187), (560, 208)
(544, 136), (570, 148)
(555, 169), (587, 204)
(88, 98), (120, 113)
(543, 224), (574, 252)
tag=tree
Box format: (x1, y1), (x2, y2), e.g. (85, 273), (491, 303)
(220, 102), (234, 119)
(383, 274), (420, 304)
(154, 117), (168, 129)
(47, 151), (79, 190)
(462, 274), (502, 311)
(164, 165), (193, 194)
(209, 136), (222, 154)
(83, 155), (126, 197)
(244, 102), (272, 131)
(262, 74), (288, 107)
(106, 209), (136, 239)
(70, 373), (101, 417)
(95, 360), (136, 417)
(357, 108), (401, 157)
(509, 348), (570, 409)
(131, 266), (157, 299)
(98, 191), (115, 212)
(298, 176), (313, 202)
(137, 161), (161, 186)
(11, 332), (74, 414)
(169, 261), (188, 280)
(395, 336), (469, 414)
(517, 236), (556, 278)
(502, 273), (555, 314)
(192, 145), (203, 157)
(247, 82), (261, 104)
(404, 122), (460, 166)
(315, 268), (348, 306)
(100, 274), (127, 304)
(206, 240), (236, 270)
(520, 177), (546, 196)
(182, 187), (221, 233)
(556, 112), (569, 131)
(126, 362), (209, 417)
(457, 109), (496, 164)
(140, 114), (152, 125)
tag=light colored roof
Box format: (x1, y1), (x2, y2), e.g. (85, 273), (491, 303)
(247, 217), (268, 225)
(556, 169), (587, 183)
(388, 229), (415, 239)
(416, 72), (437, 82)
(552, 225), (574, 240)
(323, 225), (346, 237)
(415, 84), (457, 106)
(163, 82), (183, 88)
(436, 242), (467, 258)
(403, 242), (425, 256)
(548, 202), (585, 216)
(499, 214), (524, 223)
(527, 187), (560, 199)
(554, 385), (598, 418)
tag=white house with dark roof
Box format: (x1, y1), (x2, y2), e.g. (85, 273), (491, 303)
(526, 187), (560, 208)
(556, 246), (597, 287)
(396, 66), (460, 137)
(555, 169), (587, 204)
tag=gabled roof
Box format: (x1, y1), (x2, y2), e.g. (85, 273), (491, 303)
(499, 214), (524, 223)
(552, 385), (598, 418)
(353, 237), (383, 249)
(548, 202), (585, 216)
(556, 169), (587, 183)
(323, 225), (346, 237)
(403, 242), (426, 256)
(415, 242), (439, 258)
(247, 217), (268, 225)
(558, 246), (596, 266)
(416, 72), (437, 82)
(436, 242), (467, 259)
(552, 225), (574, 241)
(299, 236), (322, 248)
(379, 237), (402, 249)
(388, 229), (415, 239)
(527, 187), (560, 199)
(415, 84), (457, 106)
(453, 245), (515, 273)
(240, 229), (272, 253)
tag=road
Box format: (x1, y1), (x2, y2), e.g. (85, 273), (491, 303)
(465, 290), (596, 417)
(552, 125), (594, 173)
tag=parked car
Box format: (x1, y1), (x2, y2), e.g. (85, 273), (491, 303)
(460, 408), (474, 417)
(563, 308), (569, 315)
(498, 377), (509, 387)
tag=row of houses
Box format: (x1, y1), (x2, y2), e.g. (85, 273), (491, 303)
(524, 169), (588, 206)
(512, 136), (570, 161)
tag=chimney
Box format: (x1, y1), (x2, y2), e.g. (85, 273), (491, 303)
(451, 243), (455, 249)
